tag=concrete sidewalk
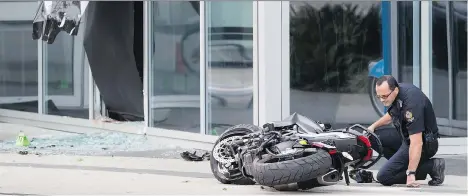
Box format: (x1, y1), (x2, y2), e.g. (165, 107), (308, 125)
(0, 123), (466, 195)
(0, 153), (466, 195)
(437, 137), (467, 155)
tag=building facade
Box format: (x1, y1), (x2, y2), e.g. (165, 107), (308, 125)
(0, 1), (466, 143)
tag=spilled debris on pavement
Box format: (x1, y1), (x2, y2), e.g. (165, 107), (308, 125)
(0, 131), (185, 157)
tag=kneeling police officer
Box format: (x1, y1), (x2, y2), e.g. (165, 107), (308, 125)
(367, 75), (445, 187)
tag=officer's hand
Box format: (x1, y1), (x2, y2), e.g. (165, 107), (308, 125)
(367, 126), (375, 133)
(406, 175), (419, 188)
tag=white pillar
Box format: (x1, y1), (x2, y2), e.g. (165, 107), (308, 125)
(255, 1), (286, 125)
(199, 1), (206, 134)
(143, 1), (151, 128)
(420, 1), (432, 100)
(280, 1), (290, 119)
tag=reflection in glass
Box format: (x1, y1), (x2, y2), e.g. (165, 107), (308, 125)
(205, 2), (253, 135)
(0, 21), (39, 112)
(397, 2), (418, 84)
(44, 31), (89, 119)
(149, 1), (200, 133)
(431, 2), (450, 119)
(451, 1), (467, 121)
(290, 2), (383, 126)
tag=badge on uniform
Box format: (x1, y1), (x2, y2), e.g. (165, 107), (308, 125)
(405, 110), (414, 122)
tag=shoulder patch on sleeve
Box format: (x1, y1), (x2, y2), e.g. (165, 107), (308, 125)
(405, 110), (414, 122)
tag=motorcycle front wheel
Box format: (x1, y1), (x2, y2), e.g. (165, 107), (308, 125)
(210, 124), (261, 185)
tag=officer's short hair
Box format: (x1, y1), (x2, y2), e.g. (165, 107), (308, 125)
(376, 75), (399, 90)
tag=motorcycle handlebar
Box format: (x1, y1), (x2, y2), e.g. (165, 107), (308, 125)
(348, 124), (384, 169)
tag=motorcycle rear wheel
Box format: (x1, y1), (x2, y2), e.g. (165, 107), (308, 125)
(251, 149), (332, 187)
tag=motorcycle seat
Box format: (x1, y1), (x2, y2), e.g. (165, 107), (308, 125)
(270, 120), (295, 127)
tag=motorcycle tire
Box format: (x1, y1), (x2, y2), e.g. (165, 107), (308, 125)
(368, 77), (386, 117)
(251, 149), (332, 187)
(210, 124), (261, 185)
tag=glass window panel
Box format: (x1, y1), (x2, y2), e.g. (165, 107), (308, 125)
(451, 1), (467, 121)
(290, 2), (383, 127)
(44, 30), (89, 119)
(149, 1), (201, 133)
(0, 20), (38, 113)
(205, 1), (254, 135)
(397, 2), (419, 85)
(431, 1), (450, 119)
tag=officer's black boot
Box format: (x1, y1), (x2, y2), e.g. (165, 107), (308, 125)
(428, 158), (445, 186)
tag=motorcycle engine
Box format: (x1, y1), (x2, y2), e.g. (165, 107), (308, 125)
(270, 141), (303, 156)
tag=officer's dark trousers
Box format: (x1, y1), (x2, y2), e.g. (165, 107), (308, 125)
(371, 127), (438, 186)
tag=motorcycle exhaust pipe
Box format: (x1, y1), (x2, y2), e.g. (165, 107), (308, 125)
(317, 169), (340, 185)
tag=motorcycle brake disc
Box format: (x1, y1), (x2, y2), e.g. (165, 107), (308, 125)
(212, 136), (243, 164)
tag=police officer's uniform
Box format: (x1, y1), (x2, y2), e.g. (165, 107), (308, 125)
(375, 83), (440, 186)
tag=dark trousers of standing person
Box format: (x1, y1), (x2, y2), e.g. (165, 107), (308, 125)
(370, 127), (438, 186)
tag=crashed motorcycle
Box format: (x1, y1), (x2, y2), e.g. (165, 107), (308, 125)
(210, 113), (383, 190)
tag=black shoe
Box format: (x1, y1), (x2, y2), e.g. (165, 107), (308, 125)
(349, 169), (375, 183)
(428, 158), (445, 186)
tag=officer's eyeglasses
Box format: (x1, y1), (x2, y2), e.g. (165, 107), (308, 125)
(376, 89), (394, 99)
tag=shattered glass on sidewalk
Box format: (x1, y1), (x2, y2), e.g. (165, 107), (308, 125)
(0, 131), (187, 158)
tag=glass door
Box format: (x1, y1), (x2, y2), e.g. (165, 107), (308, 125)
(447, 1), (467, 129)
(431, 1), (467, 132)
(43, 29), (88, 118)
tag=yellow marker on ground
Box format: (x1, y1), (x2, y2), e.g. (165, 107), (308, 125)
(15, 132), (30, 147)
